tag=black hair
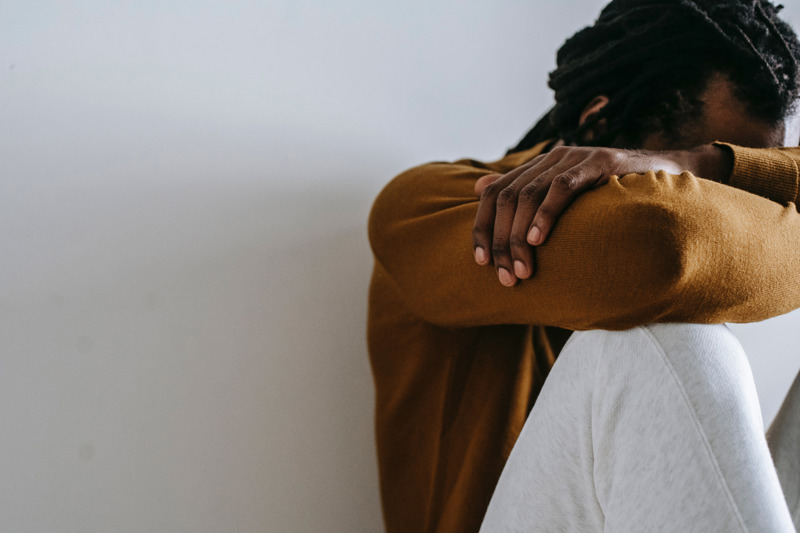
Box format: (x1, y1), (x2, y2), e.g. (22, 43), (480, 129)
(508, 0), (800, 153)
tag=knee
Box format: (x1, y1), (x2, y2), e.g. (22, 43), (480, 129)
(572, 324), (747, 382)
(644, 323), (754, 395)
(576, 324), (761, 425)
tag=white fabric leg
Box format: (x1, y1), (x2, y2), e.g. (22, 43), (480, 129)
(768, 369), (800, 529)
(480, 324), (795, 533)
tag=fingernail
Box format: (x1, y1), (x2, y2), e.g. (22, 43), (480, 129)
(528, 226), (541, 245)
(514, 260), (528, 278)
(475, 247), (488, 265)
(498, 268), (516, 287)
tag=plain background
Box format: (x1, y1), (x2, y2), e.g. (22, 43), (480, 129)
(3, 1), (800, 532)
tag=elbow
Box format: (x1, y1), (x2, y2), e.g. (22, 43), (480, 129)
(644, 203), (690, 292)
(580, 202), (691, 329)
(367, 164), (430, 259)
(615, 201), (720, 325)
(367, 176), (404, 266)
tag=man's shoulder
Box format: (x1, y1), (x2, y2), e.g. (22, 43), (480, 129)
(453, 141), (550, 174)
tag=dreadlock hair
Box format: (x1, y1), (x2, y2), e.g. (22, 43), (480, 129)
(508, 0), (800, 153)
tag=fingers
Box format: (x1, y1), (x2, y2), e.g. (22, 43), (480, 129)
(508, 176), (549, 279)
(473, 174), (511, 267)
(490, 178), (526, 286)
(529, 169), (602, 245)
(472, 163), (541, 270)
(472, 146), (615, 287)
(473, 173), (503, 267)
(473, 155), (561, 286)
(503, 162), (580, 279)
(480, 161), (550, 286)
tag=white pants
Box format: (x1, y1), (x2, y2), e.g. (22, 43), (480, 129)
(480, 324), (800, 533)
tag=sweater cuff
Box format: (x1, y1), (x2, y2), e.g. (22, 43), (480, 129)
(715, 142), (799, 205)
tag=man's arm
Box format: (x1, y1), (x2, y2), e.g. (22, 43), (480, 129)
(369, 155), (800, 330)
(471, 144), (735, 285)
(472, 144), (800, 286)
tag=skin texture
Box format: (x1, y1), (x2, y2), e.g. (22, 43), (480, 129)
(473, 72), (799, 287)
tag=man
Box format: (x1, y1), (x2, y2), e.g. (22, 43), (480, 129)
(367, 1), (800, 531)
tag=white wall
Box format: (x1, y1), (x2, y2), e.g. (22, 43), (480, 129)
(2, 2), (800, 532)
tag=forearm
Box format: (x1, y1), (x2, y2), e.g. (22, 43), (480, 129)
(651, 143), (800, 204)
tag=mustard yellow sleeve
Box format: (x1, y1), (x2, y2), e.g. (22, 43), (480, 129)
(368, 160), (800, 330)
(718, 142), (800, 205)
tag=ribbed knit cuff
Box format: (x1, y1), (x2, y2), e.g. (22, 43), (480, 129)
(715, 142), (799, 205)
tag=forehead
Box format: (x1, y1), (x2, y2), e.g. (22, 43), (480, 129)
(696, 74), (789, 148)
(697, 75), (798, 148)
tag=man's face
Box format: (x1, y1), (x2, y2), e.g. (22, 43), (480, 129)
(638, 72), (800, 150)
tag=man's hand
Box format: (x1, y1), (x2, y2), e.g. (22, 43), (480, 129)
(472, 144), (733, 287)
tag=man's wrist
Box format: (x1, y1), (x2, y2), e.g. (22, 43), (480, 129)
(677, 144), (734, 183)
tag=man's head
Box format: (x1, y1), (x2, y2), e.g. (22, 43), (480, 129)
(510, 0), (800, 153)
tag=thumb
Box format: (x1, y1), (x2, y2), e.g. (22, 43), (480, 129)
(475, 173), (502, 196)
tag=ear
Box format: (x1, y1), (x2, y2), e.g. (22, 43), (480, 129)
(578, 95), (610, 143)
(579, 96), (610, 126)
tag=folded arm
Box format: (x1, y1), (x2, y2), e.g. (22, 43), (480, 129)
(369, 151), (800, 330)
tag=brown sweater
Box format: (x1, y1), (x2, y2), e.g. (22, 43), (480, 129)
(367, 141), (800, 533)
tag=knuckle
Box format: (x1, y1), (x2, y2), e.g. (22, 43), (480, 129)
(536, 204), (556, 219)
(481, 183), (501, 198)
(509, 235), (529, 250)
(491, 241), (510, 258)
(496, 187), (517, 206)
(553, 173), (577, 191)
(519, 183), (539, 200)
(472, 223), (492, 239)
(604, 150), (623, 166)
